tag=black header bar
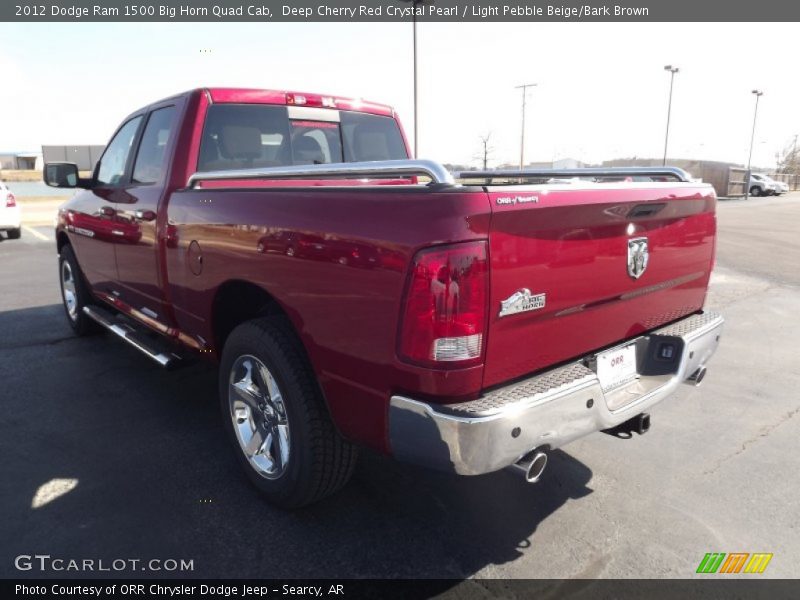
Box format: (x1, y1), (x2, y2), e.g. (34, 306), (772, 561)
(5, 579), (800, 600)
(4, 0), (800, 22)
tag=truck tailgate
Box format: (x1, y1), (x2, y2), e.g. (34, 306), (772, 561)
(484, 183), (716, 388)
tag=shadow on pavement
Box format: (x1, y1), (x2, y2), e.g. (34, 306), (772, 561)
(0, 304), (595, 579)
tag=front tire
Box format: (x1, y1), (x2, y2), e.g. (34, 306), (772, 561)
(7, 227), (21, 240)
(219, 317), (357, 508)
(59, 245), (100, 336)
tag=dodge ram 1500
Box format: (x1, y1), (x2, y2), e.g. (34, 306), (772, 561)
(45, 88), (723, 507)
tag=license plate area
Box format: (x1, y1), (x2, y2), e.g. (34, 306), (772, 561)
(596, 343), (638, 392)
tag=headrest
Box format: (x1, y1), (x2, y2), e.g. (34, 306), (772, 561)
(293, 135), (325, 164)
(219, 125), (262, 159)
(354, 126), (390, 161)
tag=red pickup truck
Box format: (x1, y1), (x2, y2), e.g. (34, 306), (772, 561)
(45, 88), (723, 508)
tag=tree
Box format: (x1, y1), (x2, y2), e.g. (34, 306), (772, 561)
(474, 132), (494, 170)
(776, 135), (799, 175)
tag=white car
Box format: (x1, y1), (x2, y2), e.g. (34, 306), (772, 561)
(767, 176), (790, 195)
(0, 181), (21, 239)
(749, 173), (789, 196)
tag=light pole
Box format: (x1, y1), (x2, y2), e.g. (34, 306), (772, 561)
(745, 89), (764, 201)
(400, 0), (431, 158)
(515, 83), (537, 169)
(662, 65), (679, 166)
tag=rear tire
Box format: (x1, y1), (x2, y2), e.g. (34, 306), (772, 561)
(219, 316), (357, 508)
(7, 227), (21, 239)
(59, 245), (100, 336)
(749, 186), (762, 197)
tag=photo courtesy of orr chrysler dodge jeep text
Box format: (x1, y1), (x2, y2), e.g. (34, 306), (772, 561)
(45, 88), (723, 508)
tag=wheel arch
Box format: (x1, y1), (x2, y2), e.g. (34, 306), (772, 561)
(210, 279), (344, 438)
(211, 279), (291, 352)
(56, 230), (70, 254)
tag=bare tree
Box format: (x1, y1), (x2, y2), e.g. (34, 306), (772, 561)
(776, 135), (798, 175)
(474, 132), (494, 170)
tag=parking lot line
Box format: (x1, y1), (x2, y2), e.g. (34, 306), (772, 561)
(23, 226), (51, 242)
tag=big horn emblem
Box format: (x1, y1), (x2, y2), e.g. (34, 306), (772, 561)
(627, 237), (649, 279)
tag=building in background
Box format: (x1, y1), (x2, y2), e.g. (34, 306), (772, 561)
(602, 157), (748, 197)
(0, 152), (44, 170)
(41, 145), (105, 172)
(495, 158), (588, 170)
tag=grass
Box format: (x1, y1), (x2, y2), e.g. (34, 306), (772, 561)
(1, 170), (41, 182)
(1, 169), (93, 182)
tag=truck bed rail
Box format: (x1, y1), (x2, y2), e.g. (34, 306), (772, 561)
(187, 159), (456, 188)
(455, 167), (692, 182)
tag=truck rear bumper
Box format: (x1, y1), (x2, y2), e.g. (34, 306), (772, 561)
(389, 310), (724, 476)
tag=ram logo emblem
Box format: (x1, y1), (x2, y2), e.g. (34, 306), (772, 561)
(627, 237), (649, 279)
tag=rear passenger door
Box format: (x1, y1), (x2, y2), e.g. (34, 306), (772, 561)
(113, 103), (179, 326)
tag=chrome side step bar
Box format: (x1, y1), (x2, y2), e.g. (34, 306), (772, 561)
(82, 305), (180, 369)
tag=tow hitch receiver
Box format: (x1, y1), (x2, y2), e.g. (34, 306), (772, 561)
(603, 412), (651, 438)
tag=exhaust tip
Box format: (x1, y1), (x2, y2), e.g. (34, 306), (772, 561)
(506, 449), (549, 483)
(525, 451), (548, 483)
(690, 366), (707, 386)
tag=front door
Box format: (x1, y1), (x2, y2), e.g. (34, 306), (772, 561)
(67, 115), (143, 293)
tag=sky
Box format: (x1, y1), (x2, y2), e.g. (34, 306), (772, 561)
(0, 21), (797, 168)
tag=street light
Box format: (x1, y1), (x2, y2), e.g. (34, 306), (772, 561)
(662, 65), (679, 166)
(399, 0), (433, 158)
(515, 83), (537, 169)
(744, 89), (764, 201)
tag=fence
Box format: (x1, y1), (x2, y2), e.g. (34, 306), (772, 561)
(727, 167), (748, 197)
(770, 172), (800, 190)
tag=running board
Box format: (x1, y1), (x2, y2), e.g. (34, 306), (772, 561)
(82, 305), (181, 369)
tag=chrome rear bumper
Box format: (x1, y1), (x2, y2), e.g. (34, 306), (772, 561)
(389, 310), (724, 476)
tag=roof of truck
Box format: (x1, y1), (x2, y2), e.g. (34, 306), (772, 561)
(155, 87), (395, 117)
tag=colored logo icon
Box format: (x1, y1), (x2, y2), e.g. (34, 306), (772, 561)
(696, 553), (773, 574)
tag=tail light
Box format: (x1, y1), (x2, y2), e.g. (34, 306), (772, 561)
(398, 241), (488, 368)
(6, 193), (15, 207)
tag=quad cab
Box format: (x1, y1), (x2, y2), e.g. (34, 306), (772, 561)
(46, 88), (723, 507)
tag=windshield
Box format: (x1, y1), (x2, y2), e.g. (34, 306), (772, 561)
(198, 104), (408, 172)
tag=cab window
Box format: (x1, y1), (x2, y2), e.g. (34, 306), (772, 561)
(96, 116), (143, 186)
(198, 104), (408, 172)
(132, 107), (177, 184)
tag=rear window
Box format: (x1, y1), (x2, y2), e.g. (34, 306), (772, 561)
(198, 104), (407, 172)
(340, 111), (409, 162)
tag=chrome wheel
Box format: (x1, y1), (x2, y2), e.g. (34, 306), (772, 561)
(228, 355), (290, 479)
(61, 260), (78, 321)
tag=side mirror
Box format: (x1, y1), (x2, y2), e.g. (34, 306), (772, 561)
(44, 162), (80, 188)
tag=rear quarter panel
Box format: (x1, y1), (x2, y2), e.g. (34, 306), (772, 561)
(165, 186), (491, 452)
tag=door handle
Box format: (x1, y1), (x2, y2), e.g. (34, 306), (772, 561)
(134, 209), (157, 221)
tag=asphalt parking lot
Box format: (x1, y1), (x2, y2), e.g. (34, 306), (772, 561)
(1, 193), (799, 582)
